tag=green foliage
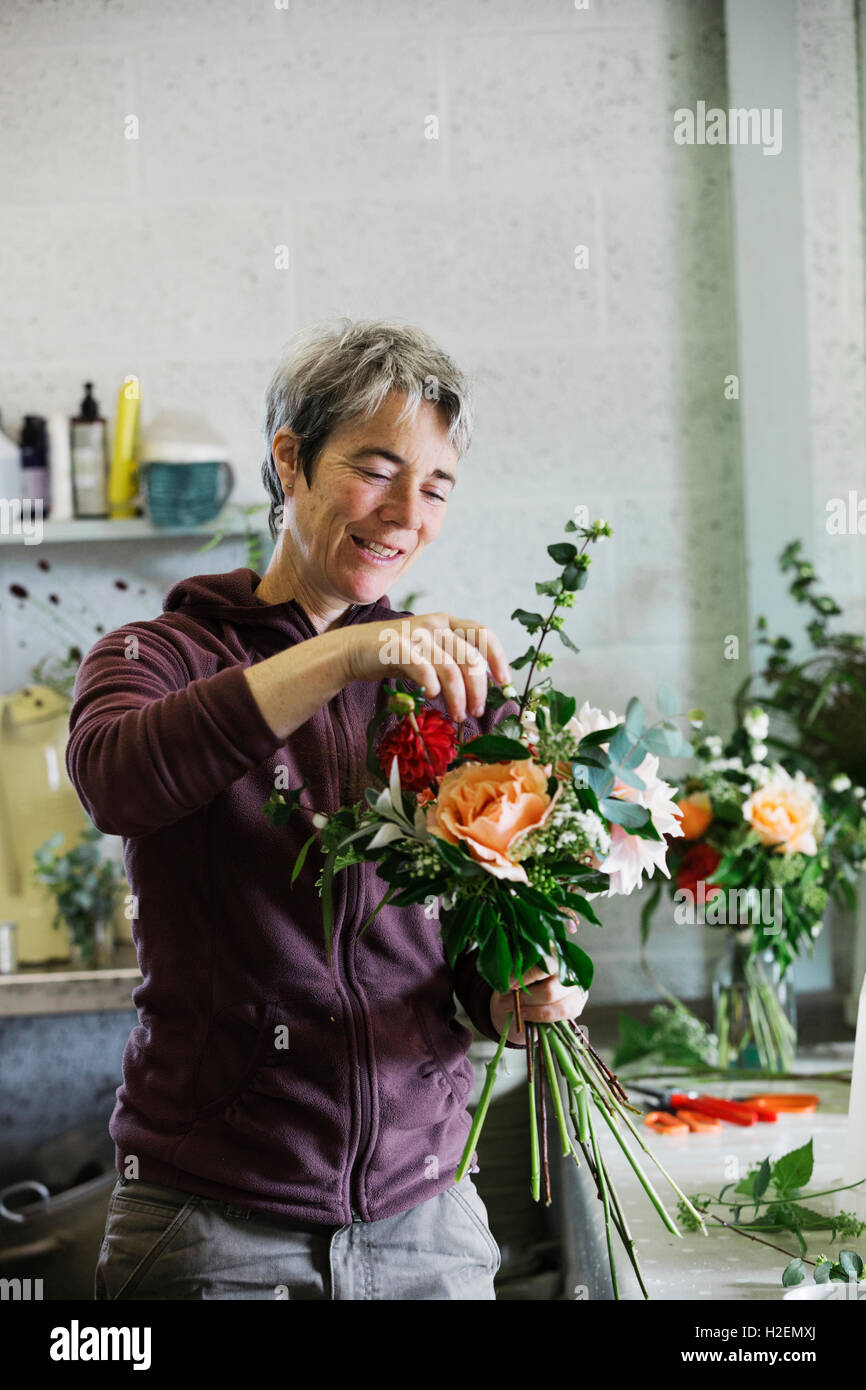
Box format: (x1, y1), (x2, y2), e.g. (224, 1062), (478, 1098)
(612, 1001), (718, 1070)
(32, 821), (125, 958)
(678, 1136), (866, 1268)
(737, 538), (866, 787)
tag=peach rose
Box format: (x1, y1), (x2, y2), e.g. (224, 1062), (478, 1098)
(676, 791), (713, 840)
(742, 767), (822, 856)
(426, 759), (560, 883)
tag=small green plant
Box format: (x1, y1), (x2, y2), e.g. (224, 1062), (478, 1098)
(32, 823), (126, 965)
(613, 1001), (719, 1072)
(676, 1137), (866, 1277)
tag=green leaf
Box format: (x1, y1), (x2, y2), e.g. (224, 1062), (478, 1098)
(535, 578), (563, 597)
(429, 835), (484, 878)
(509, 892), (555, 957)
(772, 1139), (814, 1196)
(813, 1261), (831, 1283)
(753, 1156), (771, 1202)
(606, 760), (646, 792)
(556, 891), (603, 927)
(548, 541), (578, 565)
(511, 607), (545, 629)
(493, 715), (524, 741)
(478, 915), (513, 993)
(587, 764), (615, 801)
(558, 628), (580, 654)
(641, 725), (684, 757)
(600, 796), (650, 829)
(612, 1013), (655, 1068)
(625, 697), (644, 738)
(577, 724), (620, 748)
(561, 563), (581, 590)
(782, 1259), (806, 1287)
(454, 733), (530, 763)
(290, 832), (319, 886)
(547, 690), (576, 731)
(560, 937), (594, 990)
(839, 1249), (864, 1280)
(509, 646), (537, 670)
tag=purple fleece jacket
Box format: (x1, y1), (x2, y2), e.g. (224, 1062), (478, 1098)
(65, 567), (522, 1225)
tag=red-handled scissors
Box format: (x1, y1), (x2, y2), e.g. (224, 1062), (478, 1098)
(628, 1083), (765, 1126)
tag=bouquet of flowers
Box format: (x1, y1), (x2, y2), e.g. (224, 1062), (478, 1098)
(264, 513), (709, 1298)
(642, 706), (866, 1070)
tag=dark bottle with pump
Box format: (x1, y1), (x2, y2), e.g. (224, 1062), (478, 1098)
(20, 415), (51, 519)
(71, 382), (108, 518)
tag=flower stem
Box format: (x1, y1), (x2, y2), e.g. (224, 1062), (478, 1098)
(589, 1091), (681, 1236)
(526, 1023), (541, 1202)
(455, 1012), (512, 1182)
(539, 1025), (576, 1159)
(583, 1092), (620, 1300)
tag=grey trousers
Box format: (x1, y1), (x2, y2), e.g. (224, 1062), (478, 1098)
(94, 1173), (501, 1301)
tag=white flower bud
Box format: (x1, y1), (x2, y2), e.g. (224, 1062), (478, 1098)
(312, 812), (328, 829)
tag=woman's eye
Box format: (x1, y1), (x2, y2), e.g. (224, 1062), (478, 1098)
(361, 470), (445, 502)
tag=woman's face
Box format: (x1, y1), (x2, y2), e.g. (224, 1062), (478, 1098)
(274, 392), (458, 610)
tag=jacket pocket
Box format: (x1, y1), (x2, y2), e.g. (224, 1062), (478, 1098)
(192, 1001), (280, 1115)
(410, 998), (474, 1106)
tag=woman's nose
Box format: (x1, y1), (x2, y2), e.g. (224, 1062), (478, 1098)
(380, 486), (424, 532)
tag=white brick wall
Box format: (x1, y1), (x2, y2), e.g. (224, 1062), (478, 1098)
(0, 0), (861, 1001)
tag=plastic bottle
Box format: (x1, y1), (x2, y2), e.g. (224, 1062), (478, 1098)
(107, 374), (141, 519)
(47, 411), (74, 523)
(20, 415), (50, 519)
(70, 382), (108, 519)
(0, 411), (21, 515)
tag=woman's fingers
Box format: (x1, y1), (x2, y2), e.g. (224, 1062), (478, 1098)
(448, 617), (511, 687)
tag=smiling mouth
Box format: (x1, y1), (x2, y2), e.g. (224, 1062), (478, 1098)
(351, 535), (406, 562)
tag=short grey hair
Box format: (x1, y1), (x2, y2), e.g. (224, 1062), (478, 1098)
(260, 317), (474, 541)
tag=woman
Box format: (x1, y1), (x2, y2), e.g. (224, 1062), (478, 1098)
(67, 319), (587, 1301)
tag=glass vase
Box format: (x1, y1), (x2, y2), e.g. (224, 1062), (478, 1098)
(713, 930), (797, 1072)
(67, 916), (114, 970)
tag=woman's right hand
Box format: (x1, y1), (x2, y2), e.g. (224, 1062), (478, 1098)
(343, 612), (512, 725)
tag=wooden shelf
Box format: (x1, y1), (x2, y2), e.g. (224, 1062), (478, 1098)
(0, 943), (141, 1017)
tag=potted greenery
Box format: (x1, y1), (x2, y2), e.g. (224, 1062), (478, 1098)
(32, 822), (126, 968)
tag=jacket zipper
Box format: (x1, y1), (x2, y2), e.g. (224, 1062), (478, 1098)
(331, 686), (375, 1223)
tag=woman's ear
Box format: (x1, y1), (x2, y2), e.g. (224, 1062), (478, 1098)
(272, 426), (301, 495)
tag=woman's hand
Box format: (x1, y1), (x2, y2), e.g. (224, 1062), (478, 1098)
(343, 612), (512, 724)
(489, 963), (589, 1047)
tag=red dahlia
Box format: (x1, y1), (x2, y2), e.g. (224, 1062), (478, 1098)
(676, 842), (722, 897)
(377, 706), (458, 793)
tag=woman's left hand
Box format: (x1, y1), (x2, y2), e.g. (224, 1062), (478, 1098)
(489, 963), (588, 1047)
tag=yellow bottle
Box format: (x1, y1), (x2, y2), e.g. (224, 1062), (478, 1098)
(107, 374), (141, 519)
